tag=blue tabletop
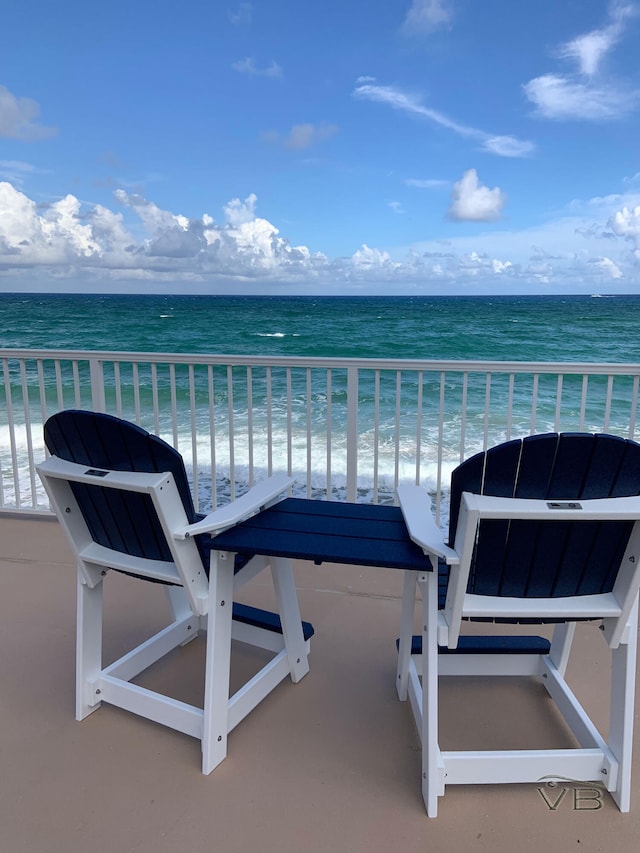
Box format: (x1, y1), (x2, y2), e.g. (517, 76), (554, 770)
(210, 498), (432, 572)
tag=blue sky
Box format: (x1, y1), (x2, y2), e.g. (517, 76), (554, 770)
(1, 0), (640, 294)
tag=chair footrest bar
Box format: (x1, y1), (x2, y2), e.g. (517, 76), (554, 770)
(441, 748), (610, 787)
(232, 602), (315, 642)
(401, 634), (551, 656)
(95, 675), (204, 739)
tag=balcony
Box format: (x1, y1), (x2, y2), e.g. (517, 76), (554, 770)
(2, 349), (640, 848)
(1, 511), (638, 850)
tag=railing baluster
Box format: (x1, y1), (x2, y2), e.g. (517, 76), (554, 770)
(72, 361), (81, 408)
(306, 368), (312, 499)
(151, 363), (160, 435)
(460, 372), (468, 464)
(506, 373), (514, 441)
(266, 367), (273, 476)
(604, 375), (614, 431)
(483, 372), (492, 450)
(286, 367), (292, 481)
(346, 366), (358, 503)
(189, 364), (198, 511)
(326, 368), (332, 500)
(247, 366), (254, 486)
(579, 375), (589, 431)
(630, 375), (639, 439)
(226, 365), (235, 501)
(208, 365), (217, 509)
(2, 358), (19, 509)
(394, 370), (402, 491)
(416, 371), (423, 486)
(19, 360), (37, 507)
(436, 371), (446, 526)
(169, 364), (178, 448)
(114, 362), (122, 416)
(554, 375), (563, 431)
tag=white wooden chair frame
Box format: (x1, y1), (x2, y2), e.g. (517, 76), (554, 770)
(38, 457), (311, 773)
(397, 485), (640, 817)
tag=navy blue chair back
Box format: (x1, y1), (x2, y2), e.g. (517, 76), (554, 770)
(44, 410), (198, 564)
(448, 433), (640, 598)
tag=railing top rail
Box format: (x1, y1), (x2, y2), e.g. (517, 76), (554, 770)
(2, 348), (640, 375)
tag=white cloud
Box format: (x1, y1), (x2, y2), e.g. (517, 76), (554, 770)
(1, 180), (639, 293)
(232, 57), (283, 78)
(448, 169), (506, 222)
(559, 2), (636, 76)
(523, 74), (637, 120)
(353, 83), (534, 158)
(609, 204), (640, 246)
(0, 85), (57, 141)
(401, 0), (453, 35)
(524, 2), (639, 120)
(351, 244), (396, 270)
(223, 193), (258, 226)
(593, 256), (623, 278)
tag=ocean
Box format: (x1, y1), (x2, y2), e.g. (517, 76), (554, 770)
(3, 292), (640, 362)
(3, 293), (640, 512)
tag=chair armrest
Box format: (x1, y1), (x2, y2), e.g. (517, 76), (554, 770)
(396, 484), (459, 564)
(463, 491), (640, 520)
(174, 473), (293, 539)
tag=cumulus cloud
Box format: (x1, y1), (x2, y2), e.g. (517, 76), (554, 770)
(351, 244), (397, 271)
(524, 2), (639, 120)
(0, 85), (57, 141)
(448, 169), (506, 222)
(609, 204), (640, 245)
(232, 57), (283, 78)
(593, 256), (623, 278)
(1, 180), (639, 293)
(353, 83), (534, 157)
(401, 0), (453, 35)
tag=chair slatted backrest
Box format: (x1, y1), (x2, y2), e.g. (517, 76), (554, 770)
(44, 410), (199, 563)
(448, 433), (640, 598)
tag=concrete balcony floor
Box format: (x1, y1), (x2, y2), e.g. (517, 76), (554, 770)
(1, 514), (639, 853)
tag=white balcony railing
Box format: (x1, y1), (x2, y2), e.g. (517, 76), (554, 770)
(2, 348), (640, 524)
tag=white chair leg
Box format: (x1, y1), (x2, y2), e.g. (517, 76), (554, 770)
(270, 555), (309, 682)
(419, 571), (440, 818)
(397, 571), (417, 700)
(548, 621), (576, 677)
(201, 550), (236, 775)
(75, 568), (103, 721)
(608, 598), (638, 812)
(164, 585), (199, 646)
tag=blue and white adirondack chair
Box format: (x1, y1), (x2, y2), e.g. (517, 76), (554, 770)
(37, 410), (313, 773)
(396, 432), (640, 817)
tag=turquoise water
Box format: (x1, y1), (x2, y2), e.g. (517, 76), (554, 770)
(2, 293), (640, 362)
(2, 293), (640, 509)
